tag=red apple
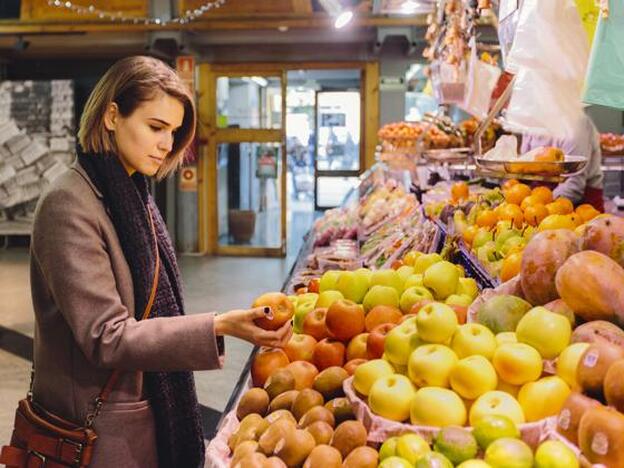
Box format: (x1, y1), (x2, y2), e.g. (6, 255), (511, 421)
(285, 361), (319, 390)
(365, 305), (403, 332)
(303, 308), (329, 341)
(325, 299), (365, 342)
(398, 313), (417, 325)
(252, 292), (295, 331)
(409, 299), (434, 315)
(346, 333), (369, 361)
(344, 358), (367, 375)
(284, 334), (317, 362)
(251, 347), (290, 387)
(367, 323), (397, 359)
(313, 338), (346, 371)
(308, 278), (320, 294)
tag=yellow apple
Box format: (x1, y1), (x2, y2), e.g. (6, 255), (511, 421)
(363, 285), (400, 313)
(451, 324), (497, 360)
(397, 265), (415, 284)
(556, 342), (590, 390)
(413, 253), (443, 274)
(493, 343), (543, 386)
(410, 387), (467, 427)
(534, 440), (579, 468)
(495, 332), (517, 346)
(404, 274), (425, 290)
(457, 278), (479, 300)
(396, 433), (430, 465)
(408, 344), (458, 388)
(336, 270), (370, 303)
(378, 456), (413, 468)
(515, 307), (571, 360)
(384, 319), (423, 366)
(353, 358), (395, 396)
(470, 391), (525, 426)
(517, 376), (571, 422)
(496, 380), (520, 398)
(319, 270), (342, 292)
(446, 294), (474, 308)
(423, 261), (460, 300)
(369, 374), (416, 422)
(457, 461), (493, 468)
(417, 302), (459, 344)
(403, 250), (423, 267)
(450, 355), (498, 400)
(316, 290), (345, 308)
(371, 269), (404, 295)
(400, 286), (434, 314)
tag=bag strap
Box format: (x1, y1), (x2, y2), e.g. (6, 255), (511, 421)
(84, 206), (160, 428)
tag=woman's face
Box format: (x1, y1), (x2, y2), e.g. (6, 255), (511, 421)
(104, 92), (184, 176)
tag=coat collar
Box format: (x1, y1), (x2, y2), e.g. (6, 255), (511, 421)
(71, 159), (103, 199)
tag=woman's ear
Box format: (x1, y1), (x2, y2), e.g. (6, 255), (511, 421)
(103, 102), (119, 132)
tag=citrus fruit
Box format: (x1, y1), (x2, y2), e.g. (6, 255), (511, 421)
(531, 186), (553, 204)
(484, 438), (533, 468)
(472, 415), (520, 450)
(433, 426), (478, 464)
(415, 452), (453, 468)
(575, 203), (600, 222)
(534, 440), (579, 468)
(378, 456), (413, 468)
(538, 214), (576, 231)
(523, 204), (548, 226)
(520, 195), (541, 211)
(457, 461), (492, 468)
(452, 182), (470, 202)
(502, 179), (519, 191)
(498, 204), (524, 229)
(379, 436), (400, 460)
(463, 225), (479, 246)
(553, 197), (574, 215)
(568, 213), (583, 227)
(504, 184), (531, 205)
(476, 210), (498, 228)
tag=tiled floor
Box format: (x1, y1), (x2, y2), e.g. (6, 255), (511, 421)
(0, 219), (309, 444)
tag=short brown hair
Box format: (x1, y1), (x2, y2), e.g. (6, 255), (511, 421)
(78, 55), (196, 179)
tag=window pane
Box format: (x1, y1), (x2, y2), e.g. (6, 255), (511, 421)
(317, 91), (360, 171)
(316, 176), (359, 208)
(216, 76), (281, 129)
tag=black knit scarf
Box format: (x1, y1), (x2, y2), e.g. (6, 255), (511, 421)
(77, 149), (205, 468)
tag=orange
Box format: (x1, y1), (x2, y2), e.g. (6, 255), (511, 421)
(451, 182), (469, 202)
(575, 204), (600, 223)
(531, 186), (553, 205)
(504, 183), (532, 205)
(520, 195), (542, 212)
(476, 209), (498, 228)
(501, 251), (523, 282)
(463, 225), (479, 246)
(538, 214), (576, 231)
(568, 213), (584, 227)
(498, 204), (524, 229)
(554, 197), (574, 215)
(524, 204), (549, 226)
(502, 179), (520, 191)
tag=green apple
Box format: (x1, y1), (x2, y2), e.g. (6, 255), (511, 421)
(353, 358), (395, 396)
(319, 270), (342, 292)
(371, 269), (404, 295)
(413, 253), (443, 274)
(516, 307), (572, 360)
(397, 265), (415, 284)
(534, 440), (579, 468)
(451, 323), (497, 360)
(450, 355), (498, 400)
(493, 342), (543, 386)
(469, 391), (525, 426)
(408, 344), (458, 388)
(336, 270), (370, 303)
(477, 295), (532, 334)
(517, 376), (571, 422)
(472, 414), (520, 450)
(477, 241), (498, 265)
(433, 426), (478, 465)
(457, 277), (479, 300)
(485, 438), (533, 468)
(416, 302), (459, 344)
(379, 436), (400, 460)
(378, 456), (413, 468)
(500, 236), (526, 257)
(414, 452), (453, 468)
(316, 290), (344, 309)
(384, 319), (423, 366)
(423, 261), (460, 300)
(369, 374), (416, 422)
(410, 387), (467, 426)
(445, 294), (474, 308)
(404, 274), (425, 289)
(495, 227), (521, 253)
(355, 267), (373, 283)
(396, 433), (430, 465)
(556, 342), (590, 389)
(363, 285), (400, 312)
(522, 225), (535, 240)
(472, 229), (494, 250)
(400, 286), (434, 314)
(293, 293), (319, 333)
(457, 461), (493, 468)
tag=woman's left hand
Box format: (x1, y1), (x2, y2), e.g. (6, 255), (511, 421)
(214, 307), (293, 348)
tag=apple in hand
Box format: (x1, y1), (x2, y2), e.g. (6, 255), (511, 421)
(367, 323), (397, 359)
(518, 376), (571, 422)
(353, 358), (395, 396)
(252, 292), (295, 331)
(410, 387), (467, 427)
(408, 344), (458, 388)
(369, 374), (416, 421)
(336, 270), (370, 303)
(400, 286), (434, 314)
(516, 307), (572, 359)
(384, 319), (423, 366)
(363, 285), (400, 313)
(493, 342), (543, 386)
(302, 307), (329, 341)
(469, 390), (525, 426)
(423, 261), (460, 300)
(284, 333), (317, 362)
(451, 323), (497, 360)
(316, 290), (344, 309)
(416, 302), (459, 344)
(346, 332), (369, 361)
(450, 355), (498, 400)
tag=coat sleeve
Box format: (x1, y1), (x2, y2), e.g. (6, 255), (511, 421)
(32, 186), (224, 372)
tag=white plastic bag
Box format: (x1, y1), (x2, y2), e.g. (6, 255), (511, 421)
(461, 37), (502, 119)
(503, 0), (590, 139)
(483, 135), (518, 161)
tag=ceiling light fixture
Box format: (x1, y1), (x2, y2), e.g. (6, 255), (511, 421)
(318, 0), (353, 29)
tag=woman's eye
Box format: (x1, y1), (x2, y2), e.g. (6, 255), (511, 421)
(150, 125), (163, 132)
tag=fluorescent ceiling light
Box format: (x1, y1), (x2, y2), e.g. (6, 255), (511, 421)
(334, 10), (353, 28)
(319, 0), (353, 29)
(401, 0), (419, 13)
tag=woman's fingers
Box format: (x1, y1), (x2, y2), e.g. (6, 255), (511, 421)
(248, 306), (273, 321)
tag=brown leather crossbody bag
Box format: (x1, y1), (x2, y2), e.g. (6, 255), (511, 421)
(0, 209), (160, 468)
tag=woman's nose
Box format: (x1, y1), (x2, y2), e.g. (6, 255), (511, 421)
(158, 132), (174, 153)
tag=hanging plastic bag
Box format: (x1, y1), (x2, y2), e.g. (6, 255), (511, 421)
(583, 0), (624, 110)
(503, 0), (589, 139)
(460, 37), (502, 119)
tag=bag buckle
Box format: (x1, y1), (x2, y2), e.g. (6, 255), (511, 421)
(28, 450), (46, 466)
(62, 438), (84, 463)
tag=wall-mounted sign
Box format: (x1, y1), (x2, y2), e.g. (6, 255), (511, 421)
(176, 55), (195, 93)
(320, 113), (346, 127)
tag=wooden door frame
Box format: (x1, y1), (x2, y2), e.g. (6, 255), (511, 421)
(197, 61), (379, 255)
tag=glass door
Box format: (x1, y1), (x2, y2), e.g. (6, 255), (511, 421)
(315, 88), (362, 209)
(209, 71), (287, 256)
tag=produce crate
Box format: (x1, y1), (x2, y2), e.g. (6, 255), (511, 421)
(456, 243), (500, 290)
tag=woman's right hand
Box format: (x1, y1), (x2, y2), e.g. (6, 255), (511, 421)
(214, 307), (293, 348)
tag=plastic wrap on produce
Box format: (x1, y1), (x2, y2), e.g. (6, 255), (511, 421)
(343, 376), (556, 449)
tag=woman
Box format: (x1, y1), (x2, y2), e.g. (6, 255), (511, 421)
(28, 56), (292, 467)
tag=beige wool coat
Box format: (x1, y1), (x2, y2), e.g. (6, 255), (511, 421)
(29, 161), (223, 467)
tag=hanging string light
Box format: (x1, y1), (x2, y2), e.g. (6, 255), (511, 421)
(46, 0), (227, 25)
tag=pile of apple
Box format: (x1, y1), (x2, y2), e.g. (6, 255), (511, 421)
(375, 414), (579, 468)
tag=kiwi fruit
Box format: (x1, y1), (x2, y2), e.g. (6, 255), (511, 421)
(303, 445), (342, 468)
(264, 368), (296, 400)
(292, 388), (324, 421)
(228, 413), (269, 451)
(298, 405), (335, 428)
(557, 392), (603, 445)
(237, 388), (270, 420)
(268, 390), (299, 414)
(264, 456), (288, 468)
(232, 452), (267, 468)
(258, 418), (296, 456)
(305, 421), (334, 446)
(579, 406), (624, 466)
(313, 367), (349, 400)
(324, 397), (355, 424)
(231, 440), (259, 466)
(330, 420), (367, 459)
(265, 409), (297, 426)
(343, 446), (379, 468)
(273, 429), (316, 467)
